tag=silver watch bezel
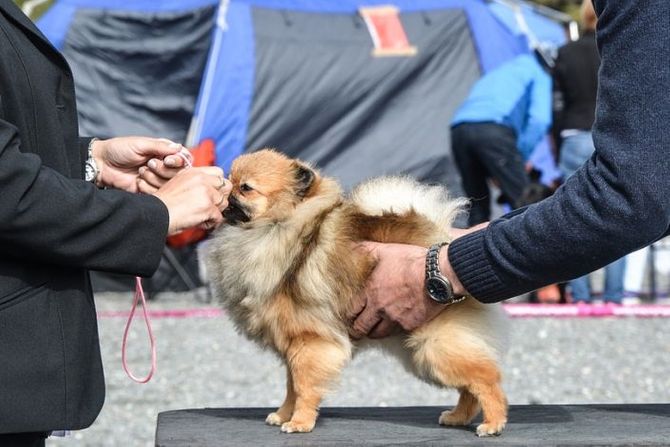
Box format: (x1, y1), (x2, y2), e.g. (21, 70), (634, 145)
(84, 138), (99, 183)
(425, 242), (465, 305)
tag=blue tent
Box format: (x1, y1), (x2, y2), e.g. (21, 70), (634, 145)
(38, 0), (567, 192)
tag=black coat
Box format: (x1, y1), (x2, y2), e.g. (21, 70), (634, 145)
(552, 30), (600, 136)
(0, 0), (169, 433)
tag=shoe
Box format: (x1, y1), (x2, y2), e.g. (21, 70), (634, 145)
(537, 284), (561, 303)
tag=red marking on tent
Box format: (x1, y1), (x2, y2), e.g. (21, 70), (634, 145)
(97, 304), (670, 319)
(359, 5), (417, 57)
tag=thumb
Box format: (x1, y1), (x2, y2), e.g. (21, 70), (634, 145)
(354, 241), (383, 258)
(137, 137), (185, 158)
(349, 303), (379, 340)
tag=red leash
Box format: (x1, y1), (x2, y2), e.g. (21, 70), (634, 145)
(122, 148), (193, 383)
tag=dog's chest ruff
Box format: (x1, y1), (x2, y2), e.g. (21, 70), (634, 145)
(206, 207), (344, 344)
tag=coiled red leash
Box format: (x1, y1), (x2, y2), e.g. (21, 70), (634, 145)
(122, 147), (193, 383)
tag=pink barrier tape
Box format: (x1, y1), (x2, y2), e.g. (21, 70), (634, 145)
(98, 304), (670, 320)
(503, 303), (670, 318)
(98, 308), (223, 319)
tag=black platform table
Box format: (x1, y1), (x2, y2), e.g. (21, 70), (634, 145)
(156, 404), (670, 446)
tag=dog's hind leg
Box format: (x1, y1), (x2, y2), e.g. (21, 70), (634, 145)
(411, 333), (507, 437)
(467, 375), (507, 437)
(266, 368), (296, 426)
(438, 388), (480, 426)
(434, 356), (507, 437)
(279, 334), (348, 433)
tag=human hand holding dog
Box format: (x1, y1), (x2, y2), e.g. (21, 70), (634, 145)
(349, 223), (489, 339)
(90, 136), (187, 192)
(348, 242), (446, 339)
(154, 167), (231, 235)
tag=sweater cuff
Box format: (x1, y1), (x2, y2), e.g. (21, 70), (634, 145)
(448, 229), (509, 303)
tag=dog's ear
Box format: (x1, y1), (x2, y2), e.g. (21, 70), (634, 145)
(292, 162), (316, 198)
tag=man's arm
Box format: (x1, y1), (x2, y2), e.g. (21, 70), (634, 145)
(448, 0), (670, 303)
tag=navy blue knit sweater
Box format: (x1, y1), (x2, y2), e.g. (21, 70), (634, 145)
(449, 0), (670, 303)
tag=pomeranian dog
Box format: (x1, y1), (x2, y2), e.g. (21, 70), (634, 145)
(205, 149), (509, 437)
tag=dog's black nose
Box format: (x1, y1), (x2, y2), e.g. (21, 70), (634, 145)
(223, 196), (251, 225)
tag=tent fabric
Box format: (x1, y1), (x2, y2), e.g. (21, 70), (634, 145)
(488, 1), (567, 48)
(42, 4), (216, 143)
(247, 7), (480, 191)
(38, 0), (219, 49)
(189, 0), (541, 192)
(37, 0), (565, 190)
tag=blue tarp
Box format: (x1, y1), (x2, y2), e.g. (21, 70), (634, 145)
(38, 0), (566, 184)
(187, 0), (565, 173)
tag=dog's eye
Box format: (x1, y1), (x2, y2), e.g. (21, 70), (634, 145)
(240, 183), (253, 192)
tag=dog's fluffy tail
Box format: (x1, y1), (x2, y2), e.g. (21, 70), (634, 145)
(350, 176), (468, 229)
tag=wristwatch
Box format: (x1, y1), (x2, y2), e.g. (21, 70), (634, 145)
(84, 138), (99, 183)
(425, 242), (465, 305)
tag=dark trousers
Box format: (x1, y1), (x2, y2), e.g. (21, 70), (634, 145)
(451, 122), (530, 226)
(0, 433), (48, 447)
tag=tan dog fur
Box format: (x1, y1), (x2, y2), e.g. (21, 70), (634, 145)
(205, 149), (509, 437)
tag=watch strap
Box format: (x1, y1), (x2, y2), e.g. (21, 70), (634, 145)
(425, 242), (465, 305)
(426, 242), (449, 279)
(84, 137), (100, 184)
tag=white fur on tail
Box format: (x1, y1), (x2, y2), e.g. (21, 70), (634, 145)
(350, 176), (469, 229)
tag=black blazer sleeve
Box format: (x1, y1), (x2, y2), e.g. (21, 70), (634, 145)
(0, 118), (169, 277)
(79, 136), (93, 166)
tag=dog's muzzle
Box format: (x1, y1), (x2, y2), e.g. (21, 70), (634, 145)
(223, 195), (251, 225)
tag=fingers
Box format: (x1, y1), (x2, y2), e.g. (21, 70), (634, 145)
(354, 241), (382, 256)
(137, 137), (185, 158)
(220, 178), (232, 194)
(210, 179), (231, 212)
(138, 164), (167, 190)
(198, 209), (224, 231)
(197, 166), (226, 178)
(138, 160), (185, 191)
(162, 154), (187, 169)
(153, 166), (229, 235)
(368, 318), (399, 339)
(137, 177), (158, 195)
(349, 304), (383, 340)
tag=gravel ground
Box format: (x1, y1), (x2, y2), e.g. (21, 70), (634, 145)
(48, 290), (670, 447)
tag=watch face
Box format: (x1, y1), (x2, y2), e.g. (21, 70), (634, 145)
(85, 161), (96, 182)
(426, 277), (452, 303)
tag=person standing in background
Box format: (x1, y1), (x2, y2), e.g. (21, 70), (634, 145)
(450, 50), (552, 226)
(553, 0), (626, 305)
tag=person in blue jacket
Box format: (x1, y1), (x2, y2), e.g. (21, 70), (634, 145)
(450, 50), (552, 226)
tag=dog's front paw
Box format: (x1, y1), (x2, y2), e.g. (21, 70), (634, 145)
(281, 420), (315, 433)
(438, 410), (470, 426)
(266, 412), (289, 426)
(476, 421), (506, 437)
